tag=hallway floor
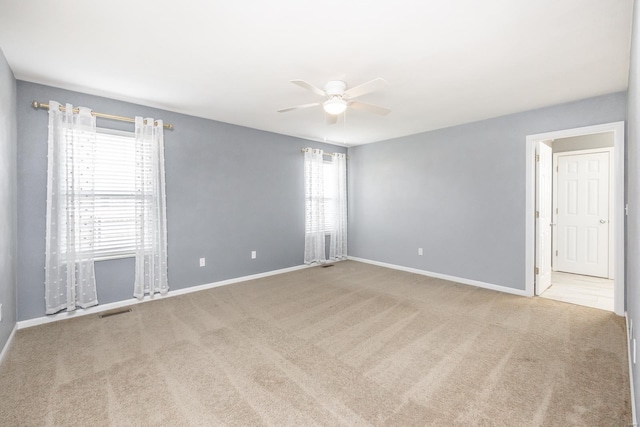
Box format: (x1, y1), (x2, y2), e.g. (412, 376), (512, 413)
(540, 271), (614, 311)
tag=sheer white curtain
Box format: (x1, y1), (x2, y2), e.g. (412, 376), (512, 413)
(329, 153), (347, 260)
(45, 101), (99, 314)
(133, 117), (169, 298)
(304, 148), (326, 264)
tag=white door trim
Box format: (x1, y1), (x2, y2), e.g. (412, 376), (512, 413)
(552, 148), (614, 279)
(525, 121), (625, 316)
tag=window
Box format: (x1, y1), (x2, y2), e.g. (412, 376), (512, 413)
(45, 103), (169, 312)
(322, 161), (336, 232)
(305, 160), (336, 234)
(62, 128), (143, 260)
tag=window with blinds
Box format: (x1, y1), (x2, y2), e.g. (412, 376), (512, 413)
(62, 128), (143, 260)
(305, 161), (336, 234)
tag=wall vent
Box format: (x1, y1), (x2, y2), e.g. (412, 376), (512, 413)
(99, 308), (132, 318)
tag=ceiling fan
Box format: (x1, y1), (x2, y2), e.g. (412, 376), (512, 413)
(278, 78), (390, 124)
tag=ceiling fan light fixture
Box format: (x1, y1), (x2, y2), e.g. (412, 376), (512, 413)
(323, 97), (347, 115)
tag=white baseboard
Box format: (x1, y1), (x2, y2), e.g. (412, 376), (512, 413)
(0, 324), (18, 367)
(14, 257), (525, 329)
(627, 313), (638, 426)
(347, 256), (529, 297)
(17, 263), (312, 330)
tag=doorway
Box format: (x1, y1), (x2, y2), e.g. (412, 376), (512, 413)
(525, 122), (625, 315)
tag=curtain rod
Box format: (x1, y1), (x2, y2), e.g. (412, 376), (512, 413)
(31, 101), (174, 130)
(300, 149), (348, 158)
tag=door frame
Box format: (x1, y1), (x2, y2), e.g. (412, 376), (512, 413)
(525, 121), (625, 315)
(552, 148), (614, 279)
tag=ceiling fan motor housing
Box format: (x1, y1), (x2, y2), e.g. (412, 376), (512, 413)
(324, 81), (347, 97)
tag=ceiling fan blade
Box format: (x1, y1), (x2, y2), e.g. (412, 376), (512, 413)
(325, 113), (338, 125)
(291, 80), (326, 97)
(277, 102), (321, 113)
(348, 101), (391, 116)
(344, 78), (389, 99)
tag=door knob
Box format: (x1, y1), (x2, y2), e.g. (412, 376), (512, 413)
(600, 219), (607, 224)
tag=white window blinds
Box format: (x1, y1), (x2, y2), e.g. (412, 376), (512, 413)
(62, 128), (141, 259)
(305, 161), (336, 234)
(322, 162), (336, 232)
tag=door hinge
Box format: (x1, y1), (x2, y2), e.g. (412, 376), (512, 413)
(555, 250), (558, 256)
(535, 267), (539, 275)
(536, 154), (540, 162)
(536, 211), (539, 218)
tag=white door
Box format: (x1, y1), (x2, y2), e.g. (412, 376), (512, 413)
(535, 141), (553, 295)
(555, 151), (610, 278)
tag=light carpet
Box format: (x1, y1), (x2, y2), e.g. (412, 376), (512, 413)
(0, 260), (631, 426)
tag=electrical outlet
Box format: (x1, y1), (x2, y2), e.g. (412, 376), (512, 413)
(199, 257), (206, 267)
(251, 251), (257, 259)
(634, 339), (637, 364)
(418, 248), (423, 256)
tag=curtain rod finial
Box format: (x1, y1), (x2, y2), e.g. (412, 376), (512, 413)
(31, 101), (40, 109)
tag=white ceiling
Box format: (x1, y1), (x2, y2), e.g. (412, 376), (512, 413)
(0, 0), (633, 146)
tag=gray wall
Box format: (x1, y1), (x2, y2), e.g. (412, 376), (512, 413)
(0, 48), (17, 350)
(553, 132), (614, 153)
(17, 81), (345, 321)
(347, 92), (626, 291)
(626, 0), (640, 420)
